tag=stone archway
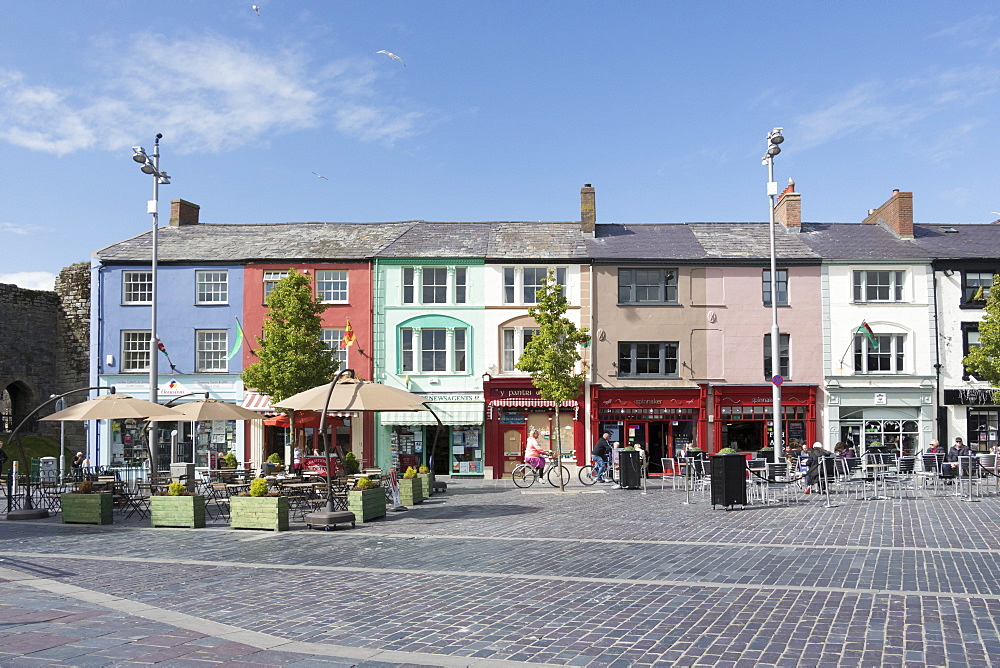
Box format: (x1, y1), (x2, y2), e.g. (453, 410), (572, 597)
(1, 381), (35, 433)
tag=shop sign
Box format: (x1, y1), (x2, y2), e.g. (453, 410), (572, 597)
(493, 388), (542, 399)
(874, 393), (887, 405)
(417, 393), (484, 402)
(499, 413), (527, 423)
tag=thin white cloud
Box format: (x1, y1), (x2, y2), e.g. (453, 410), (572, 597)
(0, 271), (56, 291)
(0, 34), (425, 156)
(0, 222), (34, 235)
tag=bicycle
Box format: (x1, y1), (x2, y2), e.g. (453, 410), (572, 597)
(510, 455), (571, 488)
(578, 457), (616, 486)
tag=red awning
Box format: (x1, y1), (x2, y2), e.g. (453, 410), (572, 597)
(487, 398), (579, 419)
(263, 411), (346, 429)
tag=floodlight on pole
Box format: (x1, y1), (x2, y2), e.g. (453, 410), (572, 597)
(131, 134), (170, 474)
(762, 127), (784, 465)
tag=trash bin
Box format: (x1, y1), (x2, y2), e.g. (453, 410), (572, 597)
(39, 457), (58, 482)
(710, 454), (747, 509)
(619, 449), (642, 489)
(170, 462), (196, 492)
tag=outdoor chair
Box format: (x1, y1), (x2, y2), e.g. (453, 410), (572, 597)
(206, 482), (231, 520)
(882, 456), (919, 499)
(919, 454), (947, 496)
(746, 459), (768, 504)
(764, 462), (791, 504)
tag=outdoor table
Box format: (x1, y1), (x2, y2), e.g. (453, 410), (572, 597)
(861, 457), (892, 500)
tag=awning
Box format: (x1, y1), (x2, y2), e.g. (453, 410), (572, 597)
(242, 391), (355, 418)
(488, 398), (579, 420)
(380, 401), (484, 426)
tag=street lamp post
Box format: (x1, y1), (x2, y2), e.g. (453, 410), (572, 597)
(763, 127), (784, 465)
(132, 135), (170, 475)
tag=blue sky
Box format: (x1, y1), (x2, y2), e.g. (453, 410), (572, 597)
(2, 1), (1000, 290)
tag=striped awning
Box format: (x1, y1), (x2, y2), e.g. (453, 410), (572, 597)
(487, 398), (579, 420)
(241, 391), (356, 418)
(380, 401), (484, 426)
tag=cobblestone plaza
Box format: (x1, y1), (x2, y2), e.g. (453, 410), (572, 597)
(2, 480), (1000, 667)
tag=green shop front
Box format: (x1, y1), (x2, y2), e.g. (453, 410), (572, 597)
(379, 392), (485, 477)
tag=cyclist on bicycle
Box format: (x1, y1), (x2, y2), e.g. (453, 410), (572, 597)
(524, 429), (550, 477)
(592, 431), (612, 482)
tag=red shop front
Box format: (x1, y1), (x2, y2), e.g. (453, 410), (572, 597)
(482, 376), (584, 479)
(712, 384), (818, 454)
(590, 385), (707, 474)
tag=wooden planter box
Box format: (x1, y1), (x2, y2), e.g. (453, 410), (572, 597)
(347, 487), (386, 523)
(61, 492), (113, 525)
(399, 477), (424, 505)
(230, 496), (289, 531)
(150, 495), (206, 528)
(417, 472), (435, 497)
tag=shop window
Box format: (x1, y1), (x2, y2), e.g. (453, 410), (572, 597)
(763, 333), (790, 379)
(502, 327), (538, 372)
(963, 272), (996, 306)
(968, 409), (1000, 451)
(854, 333), (906, 374)
(852, 270), (904, 302)
(316, 270), (348, 303)
(762, 269), (788, 306)
(618, 268), (677, 304)
(320, 327), (348, 365)
(503, 266), (566, 304)
(122, 330), (150, 372)
(196, 330), (228, 372)
(617, 342), (679, 378)
(122, 271), (152, 304)
(861, 419), (918, 455)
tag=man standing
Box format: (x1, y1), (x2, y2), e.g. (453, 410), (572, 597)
(593, 431), (612, 483)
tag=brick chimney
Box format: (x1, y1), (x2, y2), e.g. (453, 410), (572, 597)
(774, 180), (801, 232)
(862, 189), (913, 239)
(169, 199), (200, 227)
(581, 184), (595, 237)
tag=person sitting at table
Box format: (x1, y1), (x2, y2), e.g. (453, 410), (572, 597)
(943, 437), (971, 479)
(926, 440), (944, 455)
(834, 441), (856, 459)
(804, 441), (831, 493)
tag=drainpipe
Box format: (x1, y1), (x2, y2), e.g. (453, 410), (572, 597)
(932, 268), (943, 444)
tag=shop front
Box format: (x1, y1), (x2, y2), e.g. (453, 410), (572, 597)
(483, 376), (584, 479)
(590, 385), (706, 473)
(943, 388), (1000, 452)
(95, 374), (245, 469)
(379, 393), (485, 477)
(825, 382), (934, 455)
(712, 384), (818, 454)
(241, 391), (359, 469)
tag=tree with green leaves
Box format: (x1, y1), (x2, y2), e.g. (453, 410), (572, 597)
(516, 271), (591, 491)
(242, 269), (339, 403)
(964, 274), (1000, 402)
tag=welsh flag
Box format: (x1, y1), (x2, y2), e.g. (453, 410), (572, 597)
(857, 321), (879, 349)
(340, 318), (356, 348)
(225, 318), (246, 360)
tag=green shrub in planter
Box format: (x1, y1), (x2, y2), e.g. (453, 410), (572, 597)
(222, 451), (238, 468)
(343, 451), (361, 474)
(347, 486), (386, 522)
(249, 478), (270, 497)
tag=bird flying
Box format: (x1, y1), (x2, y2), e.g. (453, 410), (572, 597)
(312, 172), (329, 180)
(252, 5), (260, 16)
(376, 50), (406, 66)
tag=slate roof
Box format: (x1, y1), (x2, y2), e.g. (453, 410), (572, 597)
(93, 218), (1000, 265)
(95, 222), (419, 263)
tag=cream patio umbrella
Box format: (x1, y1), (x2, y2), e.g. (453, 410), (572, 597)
(165, 398), (265, 422)
(274, 370), (435, 528)
(39, 393), (181, 421)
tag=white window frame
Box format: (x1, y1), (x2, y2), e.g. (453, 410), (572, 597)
(321, 327), (348, 365)
(502, 266), (567, 305)
(316, 270), (348, 303)
(853, 270), (905, 303)
(854, 333), (906, 374)
(122, 271), (153, 305)
(196, 270), (229, 305)
(196, 330), (228, 373)
(618, 268), (678, 304)
(502, 327), (539, 372)
(262, 270), (289, 302)
(400, 326), (469, 374)
(401, 266), (469, 305)
(122, 330), (151, 372)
